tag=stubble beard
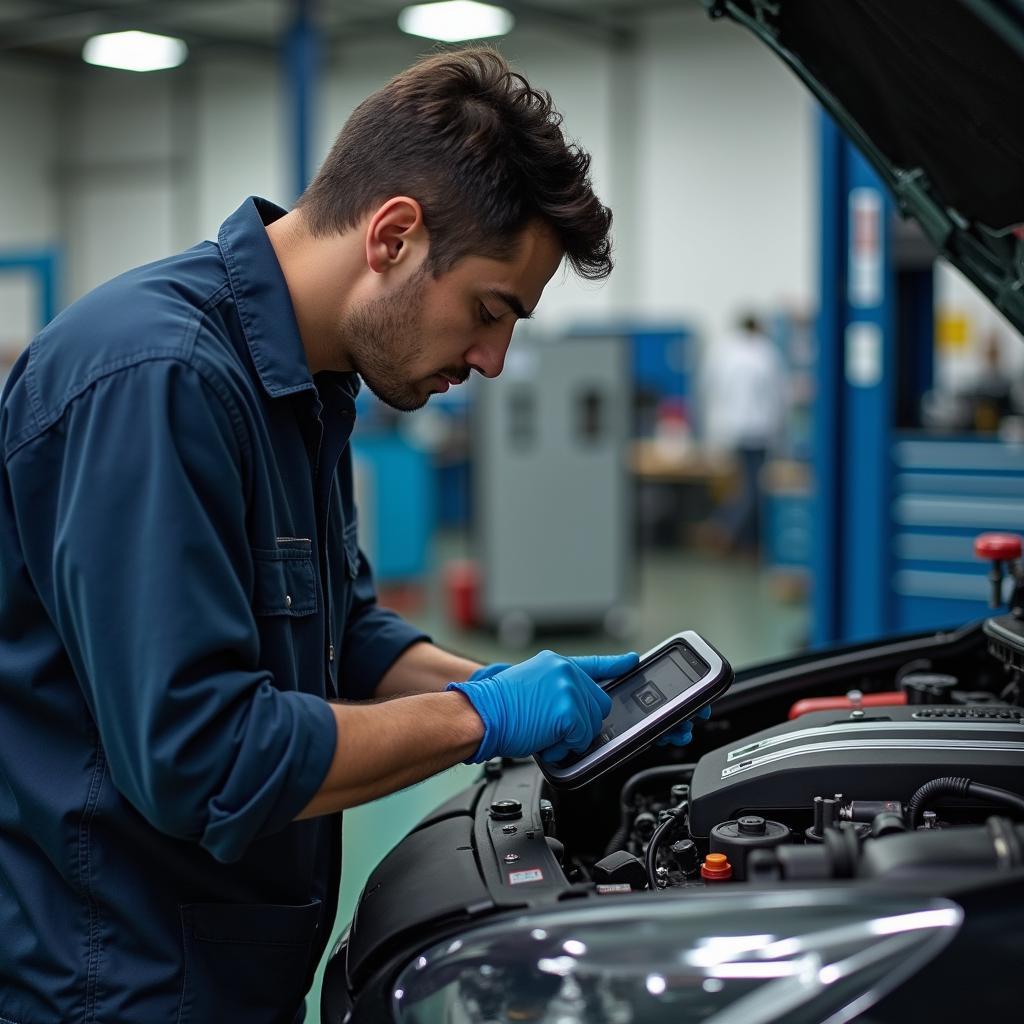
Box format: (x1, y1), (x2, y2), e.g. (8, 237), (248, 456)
(341, 267), (431, 412)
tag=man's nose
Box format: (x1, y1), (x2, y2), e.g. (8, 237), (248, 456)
(466, 329), (514, 379)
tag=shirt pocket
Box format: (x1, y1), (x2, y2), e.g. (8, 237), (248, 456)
(177, 899), (321, 1024)
(252, 540), (318, 617)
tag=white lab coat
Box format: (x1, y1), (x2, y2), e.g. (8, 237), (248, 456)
(701, 329), (787, 451)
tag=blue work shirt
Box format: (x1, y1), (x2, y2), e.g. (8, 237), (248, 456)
(0, 197), (428, 1023)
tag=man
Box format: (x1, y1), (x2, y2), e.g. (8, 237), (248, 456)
(0, 49), (699, 1022)
(700, 313), (787, 553)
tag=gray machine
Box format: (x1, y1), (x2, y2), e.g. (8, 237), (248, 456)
(474, 335), (631, 646)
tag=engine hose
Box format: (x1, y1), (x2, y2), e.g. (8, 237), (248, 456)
(907, 777), (1024, 827)
(604, 764), (695, 858)
(645, 802), (687, 891)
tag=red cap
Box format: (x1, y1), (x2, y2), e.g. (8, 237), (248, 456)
(700, 852), (733, 881)
(974, 533), (1023, 562)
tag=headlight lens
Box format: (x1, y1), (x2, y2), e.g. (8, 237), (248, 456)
(391, 893), (960, 1023)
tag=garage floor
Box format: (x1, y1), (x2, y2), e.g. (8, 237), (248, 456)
(307, 536), (808, 1019)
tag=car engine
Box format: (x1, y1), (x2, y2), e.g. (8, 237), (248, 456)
(576, 609), (1024, 894)
(329, 602), (1024, 1019)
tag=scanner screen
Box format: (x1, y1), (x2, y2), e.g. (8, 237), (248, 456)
(600, 645), (708, 741)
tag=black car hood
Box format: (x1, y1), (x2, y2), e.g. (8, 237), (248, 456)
(705, 0), (1024, 333)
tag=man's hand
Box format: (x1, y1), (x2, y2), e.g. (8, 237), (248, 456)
(447, 651), (638, 763)
(296, 649), (711, 821)
(466, 654), (712, 753)
(467, 662), (512, 681)
(656, 703), (712, 747)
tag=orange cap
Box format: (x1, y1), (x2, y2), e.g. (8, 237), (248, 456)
(700, 852), (733, 881)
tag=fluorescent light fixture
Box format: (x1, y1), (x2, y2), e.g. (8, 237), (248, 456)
(82, 31), (188, 72)
(398, 2), (514, 43)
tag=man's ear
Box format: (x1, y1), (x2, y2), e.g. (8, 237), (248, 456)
(365, 196), (428, 274)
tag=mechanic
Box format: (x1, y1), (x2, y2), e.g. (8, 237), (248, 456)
(0, 49), (700, 1023)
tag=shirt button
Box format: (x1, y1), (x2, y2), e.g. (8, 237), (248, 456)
(284, 594), (292, 609)
(328, 644), (335, 662)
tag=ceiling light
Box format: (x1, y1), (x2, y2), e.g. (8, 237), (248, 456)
(82, 31), (188, 73)
(398, 2), (514, 43)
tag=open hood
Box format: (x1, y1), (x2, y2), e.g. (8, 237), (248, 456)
(704, 0), (1024, 333)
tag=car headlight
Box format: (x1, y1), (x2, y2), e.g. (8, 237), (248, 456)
(390, 892), (961, 1023)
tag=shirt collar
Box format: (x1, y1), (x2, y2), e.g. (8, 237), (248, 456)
(218, 196), (360, 403)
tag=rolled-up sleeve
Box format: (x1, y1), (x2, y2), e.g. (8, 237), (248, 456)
(26, 357), (336, 863)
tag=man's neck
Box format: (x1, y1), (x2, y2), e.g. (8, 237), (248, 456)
(265, 210), (360, 375)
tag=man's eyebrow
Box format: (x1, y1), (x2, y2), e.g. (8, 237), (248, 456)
(489, 290), (534, 320)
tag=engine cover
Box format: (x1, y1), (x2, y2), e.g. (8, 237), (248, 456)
(689, 705), (1024, 837)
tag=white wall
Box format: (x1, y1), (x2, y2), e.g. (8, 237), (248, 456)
(195, 55), (286, 240)
(636, 9), (815, 340)
(0, 10), (816, 351)
(0, 63), (60, 248)
(0, 61), (61, 350)
(59, 65), (186, 301)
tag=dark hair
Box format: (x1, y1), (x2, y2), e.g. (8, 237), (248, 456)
(297, 47), (612, 280)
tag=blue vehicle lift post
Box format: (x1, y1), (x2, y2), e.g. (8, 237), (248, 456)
(811, 110), (897, 646)
(284, 0), (322, 200)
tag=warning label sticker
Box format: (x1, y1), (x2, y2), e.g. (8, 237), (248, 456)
(508, 868), (544, 885)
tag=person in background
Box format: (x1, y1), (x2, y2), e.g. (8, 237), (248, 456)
(700, 313), (787, 554)
(964, 327), (1019, 432)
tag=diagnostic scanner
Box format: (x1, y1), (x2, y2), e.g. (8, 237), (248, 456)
(537, 630), (733, 790)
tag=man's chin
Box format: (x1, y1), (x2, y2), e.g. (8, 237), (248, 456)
(359, 375), (430, 413)
(395, 395), (429, 412)
(378, 392), (429, 413)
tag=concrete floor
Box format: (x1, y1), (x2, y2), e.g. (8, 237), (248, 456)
(306, 536), (808, 1019)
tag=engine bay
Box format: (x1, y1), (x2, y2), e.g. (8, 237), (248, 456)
(333, 609), (1024, 1021)
(554, 611), (1024, 895)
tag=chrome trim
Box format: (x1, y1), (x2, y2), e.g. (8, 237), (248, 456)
(727, 718), (1023, 762)
(721, 738), (1023, 779)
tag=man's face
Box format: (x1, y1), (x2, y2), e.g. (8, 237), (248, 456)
(341, 220), (563, 411)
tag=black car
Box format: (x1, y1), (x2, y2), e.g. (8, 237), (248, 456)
(322, 2), (1024, 1020)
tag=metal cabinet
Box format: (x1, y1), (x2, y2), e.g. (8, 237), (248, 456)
(473, 337), (631, 644)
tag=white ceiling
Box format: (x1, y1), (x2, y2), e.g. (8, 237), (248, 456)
(0, 0), (696, 61)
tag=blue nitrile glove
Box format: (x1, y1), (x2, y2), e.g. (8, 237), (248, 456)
(447, 650), (639, 764)
(467, 663), (512, 682)
(656, 703), (713, 747)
